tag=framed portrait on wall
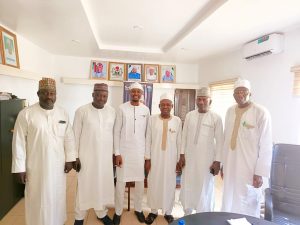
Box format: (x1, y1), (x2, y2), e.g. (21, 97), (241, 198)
(126, 63), (142, 82)
(160, 65), (176, 83)
(90, 60), (108, 80)
(108, 62), (126, 81)
(0, 26), (20, 68)
(143, 64), (159, 82)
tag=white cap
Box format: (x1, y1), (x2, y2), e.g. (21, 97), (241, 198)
(129, 82), (143, 91)
(160, 93), (173, 102)
(234, 78), (251, 91)
(196, 87), (211, 97)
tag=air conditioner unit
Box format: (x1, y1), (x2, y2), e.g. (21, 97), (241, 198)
(242, 33), (284, 60)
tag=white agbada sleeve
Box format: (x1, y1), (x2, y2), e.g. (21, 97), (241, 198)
(12, 110), (28, 173)
(254, 109), (272, 177)
(63, 111), (76, 162)
(180, 112), (190, 155)
(214, 115), (224, 162)
(113, 107), (123, 156)
(145, 116), (152, 160)
(73, 108), (84, 158)
(176, 119), (183, 161)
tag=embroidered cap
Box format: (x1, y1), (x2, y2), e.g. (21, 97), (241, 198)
(129, 82), (143, 91)
(94, 83), (108, 91)
(160, 93), (173, 102)
(196, 87), (211, 97)
(39, 77), (56, 90)
(234, 78), (251, 91)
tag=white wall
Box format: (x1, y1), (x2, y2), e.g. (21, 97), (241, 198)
(198, 28), (300, 144)
(0, 28), (54, 105)
(1, 29), (199, 121)
(53, 55), (199, 119)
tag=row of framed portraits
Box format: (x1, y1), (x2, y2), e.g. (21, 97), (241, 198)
(0, 26), (20, 68)
(90, 61), (176, 83)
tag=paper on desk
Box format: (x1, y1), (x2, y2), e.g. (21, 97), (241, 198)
(227, 217), (252, 225)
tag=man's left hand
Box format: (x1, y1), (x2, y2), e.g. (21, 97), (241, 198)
(253, 174), (263, 188)
(209, 161), (221, 176)
(64, 162), (74, 173)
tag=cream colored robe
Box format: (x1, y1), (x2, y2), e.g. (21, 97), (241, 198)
(179, 110), (223, 212)
(145, 115), (182, 212)
(221, 103), (272, 217)
(73, 103), (116, 210)
(12, 103), (76, 225)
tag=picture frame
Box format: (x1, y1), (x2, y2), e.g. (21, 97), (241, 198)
(160, 65), (176, 83)
(108, 62), (126, 81)
(0, 26), (20, 68)
(90, 60), (108, 80)
(126, 63), (142, 82)
(143, 64), (159, 82)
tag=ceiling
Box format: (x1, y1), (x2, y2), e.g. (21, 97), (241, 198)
(1, 0), (300, 63)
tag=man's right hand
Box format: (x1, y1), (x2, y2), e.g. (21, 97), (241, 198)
(115, 155), (123, 167)
(145, 160), (151, 177)
(73, 158), (81, 172)
(14, 172), (26, 184)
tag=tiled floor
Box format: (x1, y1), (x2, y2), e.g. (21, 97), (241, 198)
(0, 171), (223, 225)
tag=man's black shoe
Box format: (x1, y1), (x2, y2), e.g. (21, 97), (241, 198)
(145, 213), (157, 224)
(98, 215), (114, 225)
(113, 213), (121, 225)
(134, 211), (145, 223)
(74, 220), (84, 225)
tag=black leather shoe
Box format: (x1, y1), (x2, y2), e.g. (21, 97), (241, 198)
(164, 214), (174, 224)
(113, 213), (121, 225)
(145, 213), (157, 224)
(74, 220), (84, 225)
(134, 211), (145, 223)
(98, 215), (114, 225)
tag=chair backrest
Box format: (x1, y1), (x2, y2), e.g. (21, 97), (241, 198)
(270, 143), (300, 215)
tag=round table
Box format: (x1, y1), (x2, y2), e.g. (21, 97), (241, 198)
(170, 212), (277, 225)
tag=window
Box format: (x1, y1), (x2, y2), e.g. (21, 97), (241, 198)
(291, 66), (300, 96)
(209, 78), (237, 123)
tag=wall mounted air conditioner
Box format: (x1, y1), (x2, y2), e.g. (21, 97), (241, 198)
(242, 33), (284, 60)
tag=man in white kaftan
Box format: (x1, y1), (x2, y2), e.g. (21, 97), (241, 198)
(179, 87), (223, 215)
(221, 78), (273, 217)
(144, 93), (182, 225)
(73, 83), (115, 225)
(11, 78), (76, 225)
(113, 82), (150, 225)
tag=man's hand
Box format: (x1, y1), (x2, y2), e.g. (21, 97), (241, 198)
(115, 155), (123, 167)
(209, 161), (221, 176)
(73, 158), (81, 172)
(14, 172), (27, 184)
(253, 174), (263, 188)
(178, 154), (186, 169)
(145, 160), (151, 177)
(64, 162), (73, 173)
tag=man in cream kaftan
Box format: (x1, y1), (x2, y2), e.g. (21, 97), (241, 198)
(73, 84), (115, 225)
(12, 78), (76, 225)
(144, 93), (182, 225)
(221, 79), (272, 217)
(179, 87), (223, 214)
(113, 82), (150, 225)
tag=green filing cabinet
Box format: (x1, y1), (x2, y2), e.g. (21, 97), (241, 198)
(0, 99), (25, 219)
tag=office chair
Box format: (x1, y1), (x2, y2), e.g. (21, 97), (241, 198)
(265, 143), (300, 225)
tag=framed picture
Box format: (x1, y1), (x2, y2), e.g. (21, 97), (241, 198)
(90, 60), (108, 80)
(143, 64), (159, 82)
(108, 62), (126, 81)
(0, 26), (20, 68)
(160, 65), (176, 83)
(126, 63), (142, 82)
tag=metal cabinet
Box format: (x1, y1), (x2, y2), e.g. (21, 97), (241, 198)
(0, 99), (25, 219)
